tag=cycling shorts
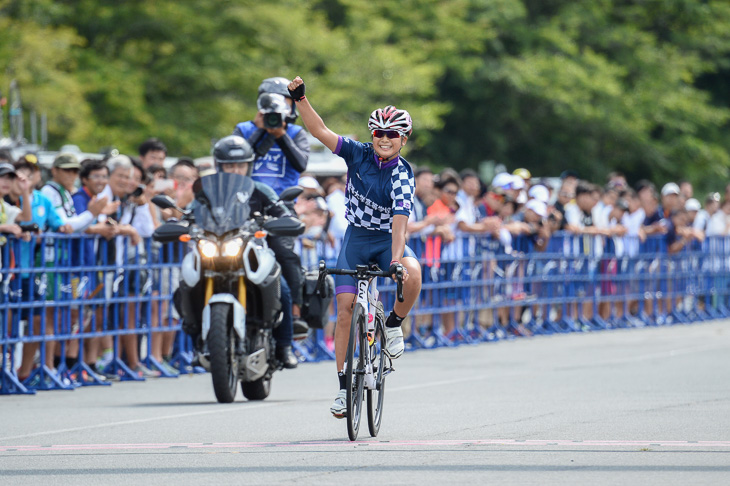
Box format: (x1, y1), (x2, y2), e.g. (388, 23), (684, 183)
(335, 225), (416, 295)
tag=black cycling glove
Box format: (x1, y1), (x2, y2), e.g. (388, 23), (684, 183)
(288, 82), (306, 102)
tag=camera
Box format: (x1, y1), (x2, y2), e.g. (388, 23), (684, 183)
(257, 93), (291, 129)
(263, 112), (284, 129)
(129, 184), (145, 199)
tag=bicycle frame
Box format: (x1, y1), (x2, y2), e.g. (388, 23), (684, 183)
(355, 274), (379, 390)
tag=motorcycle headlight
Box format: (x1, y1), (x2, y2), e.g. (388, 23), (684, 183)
(198, 239), (219, 258)
(222, 238), (244, 258)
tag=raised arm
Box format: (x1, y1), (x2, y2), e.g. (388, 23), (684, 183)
(287, 77), (339, 153)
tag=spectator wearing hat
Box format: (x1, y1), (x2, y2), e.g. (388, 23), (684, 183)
(684, 198), (701, 225)
(41, 154), (109, 232)
(505, 199), (550, 248)
(660, 182), (682, 219)
(528, 184), (550, 205)
(16, 153), (43, 189)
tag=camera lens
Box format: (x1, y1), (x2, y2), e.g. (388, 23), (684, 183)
(263, 112), (282, 129)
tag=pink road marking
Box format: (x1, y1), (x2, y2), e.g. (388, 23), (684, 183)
(1, 439), (730, 452)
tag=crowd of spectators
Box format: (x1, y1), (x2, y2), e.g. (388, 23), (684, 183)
(0, 139), (197, 384)
(2, 137), (729, 380)
(291, 164), (726, 342)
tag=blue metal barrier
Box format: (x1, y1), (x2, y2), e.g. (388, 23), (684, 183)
(2, 230), (730, 395)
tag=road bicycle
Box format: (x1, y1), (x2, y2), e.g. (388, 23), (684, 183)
(317, 260), (404, 440)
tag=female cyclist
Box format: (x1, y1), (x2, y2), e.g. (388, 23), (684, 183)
(287, 76), (422, 417)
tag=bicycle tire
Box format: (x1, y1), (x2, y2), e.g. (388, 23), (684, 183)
(367, 301), (387, 437)
(346, 303), (366, 441)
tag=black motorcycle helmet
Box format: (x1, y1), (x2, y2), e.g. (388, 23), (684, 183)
(258, 76), (297, 123)
(213, 135), (256, 173)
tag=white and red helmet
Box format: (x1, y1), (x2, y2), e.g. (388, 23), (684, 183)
(368, 105), (413, 137)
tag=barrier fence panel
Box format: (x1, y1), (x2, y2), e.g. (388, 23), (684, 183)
(2, 231), (730, 395)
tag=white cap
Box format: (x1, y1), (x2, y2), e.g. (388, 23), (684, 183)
(509, 174), (525, 190)
(525, 199), (548, 218)
(528, 184), (550, 204)
(491, 172), (512, 190)
(661, 182), (680, 197)
(298, 176), (321, 190)
(685, 198), (701, 212)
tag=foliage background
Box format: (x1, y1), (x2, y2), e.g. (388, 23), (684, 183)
(1, 0), (729, 190)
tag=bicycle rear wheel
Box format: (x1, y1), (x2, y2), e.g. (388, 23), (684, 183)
(346, 303), (366, 441)
(367, 302), (388, 437)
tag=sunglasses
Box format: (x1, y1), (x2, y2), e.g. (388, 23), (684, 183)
(443, 189), (458, 195)
(372, 130), (401, 139)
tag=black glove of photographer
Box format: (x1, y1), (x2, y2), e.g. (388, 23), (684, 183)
(288, 82), (305, 102)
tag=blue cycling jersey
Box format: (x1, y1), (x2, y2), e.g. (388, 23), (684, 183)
(333, 136), (414, 233)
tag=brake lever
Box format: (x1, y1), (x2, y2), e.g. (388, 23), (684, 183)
(396, 265), (404, 303)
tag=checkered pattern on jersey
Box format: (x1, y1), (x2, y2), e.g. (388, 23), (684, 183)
(344, 163), (414, 232)
(391, 166), (414, 217)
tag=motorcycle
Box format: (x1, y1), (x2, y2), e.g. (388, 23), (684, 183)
(152, 172), (304, 403)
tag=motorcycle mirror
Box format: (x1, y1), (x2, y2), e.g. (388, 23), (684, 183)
(263, 216), (305, 237)
(151, 195), (177, 210)
(151, 194), (190, 215)
(152, 221), (190, 243)
(279, 186), (304, 202)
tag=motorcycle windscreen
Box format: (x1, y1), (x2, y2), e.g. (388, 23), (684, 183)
(194, 172), (255, 235)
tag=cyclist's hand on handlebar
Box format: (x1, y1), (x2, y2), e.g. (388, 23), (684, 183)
(389, 260), (409, 283)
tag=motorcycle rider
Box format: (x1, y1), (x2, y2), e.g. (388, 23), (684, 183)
(234, 77), (309, 337)
(179, 135), (300, 369)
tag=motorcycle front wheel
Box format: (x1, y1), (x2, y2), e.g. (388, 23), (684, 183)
(208, 303), (239, 403)
(242, 375), (272, 400)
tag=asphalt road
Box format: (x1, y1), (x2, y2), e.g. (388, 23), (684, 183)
(1, 321), (729, 485)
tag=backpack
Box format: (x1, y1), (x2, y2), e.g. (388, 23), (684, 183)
(300, 269), (334, 329)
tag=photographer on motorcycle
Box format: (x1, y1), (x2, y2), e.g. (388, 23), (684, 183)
(234, 77), (309, 338)
(180, 135), (299, 368)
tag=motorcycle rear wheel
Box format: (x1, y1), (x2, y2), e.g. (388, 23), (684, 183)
(241, 376), (272, 400)
(208, 303), (239, 403)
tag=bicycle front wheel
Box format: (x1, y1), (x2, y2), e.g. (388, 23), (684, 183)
(346, 303), (366, 441)
(367, 301), (388, 437)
